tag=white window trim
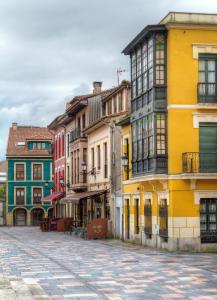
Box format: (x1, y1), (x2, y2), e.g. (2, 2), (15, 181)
(193, 113), (217, 128)
(144, 192), (153, 205)
(158, 191), (169, 205)
(192, 43), (217, 59)
(194, 190), (217, 204)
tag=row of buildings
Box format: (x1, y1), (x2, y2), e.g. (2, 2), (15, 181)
(6, 11), (217, 251)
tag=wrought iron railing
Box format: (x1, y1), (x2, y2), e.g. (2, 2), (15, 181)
(198, 83), (217, 103)
(182, 152), (217, 173)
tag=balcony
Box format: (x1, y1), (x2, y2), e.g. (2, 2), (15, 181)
(183, 152), (217, 173)
(198, 83), (217, 103)
(70, 128), (86, 143)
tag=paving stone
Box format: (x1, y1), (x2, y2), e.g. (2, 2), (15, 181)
(0, 227), (217, 299)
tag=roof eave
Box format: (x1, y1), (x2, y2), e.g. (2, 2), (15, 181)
(122, 24), (166, 55)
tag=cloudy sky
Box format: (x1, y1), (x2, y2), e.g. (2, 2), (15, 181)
(0, 0), (217, 159)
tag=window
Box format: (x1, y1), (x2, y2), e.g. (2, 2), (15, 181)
(77, 150), (80, 183)
(132, 52), (136, 80)
(156, 114), (166, 155)
(67, 165), (70, 190)
(82, 114), (86, 129)
(113, 97), (117, 113)
(16, 164), (25, 181)
(198, 55), (217, 101)
(67, 134), (70, 157)
(83, 148), (87, 183)
(125, 199), (130, 239)
(77, 117), (81, 130)
(107, 100), (112, 115)
(159, 199), (168, 240)
(71, 153), (74, 185)
(148, 39), (153, 89)
(16, 188), (25, 205)
(137, 119), (143, 161)
(104, 142), (108, 178)
(32, 142), (46, 150)
(137, 48), (142, 77)
(144, 199), (152, 237)
(33, 164), (42, 180)
(118, 93), (123, 111)
(132, 80), (136, 99)
(155, 34), (165, 85)
(134, 199), (139, 234)
(132, 122), (137, 162)
(200, 199), (217, 243)
(33, 188), (42, 204)
(91, 148), (95, 170)
(97, 145), (101, 170)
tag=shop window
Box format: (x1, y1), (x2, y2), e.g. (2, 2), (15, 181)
(144, 199), (152, 238)
(200, 198), (217, 243)
(159, 199), (168, 241)
(134, 199), (139, 234)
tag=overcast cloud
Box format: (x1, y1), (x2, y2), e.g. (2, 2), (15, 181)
(0, 0), (217, 159)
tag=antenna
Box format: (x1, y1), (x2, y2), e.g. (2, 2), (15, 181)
(117, 68), (128, 85)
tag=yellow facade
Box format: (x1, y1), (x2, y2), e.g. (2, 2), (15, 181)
(122, 13), (217, 251)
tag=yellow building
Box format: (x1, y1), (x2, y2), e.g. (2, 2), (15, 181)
(121, 12), (217, 251)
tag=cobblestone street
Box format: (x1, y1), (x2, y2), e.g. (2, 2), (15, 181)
(0, 227), (217, 299)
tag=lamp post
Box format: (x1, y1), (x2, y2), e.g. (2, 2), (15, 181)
(121, 154), (129, 180)
(81, 162), (87, 183)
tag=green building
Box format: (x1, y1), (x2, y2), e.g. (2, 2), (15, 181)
(6, 123), (54, 226)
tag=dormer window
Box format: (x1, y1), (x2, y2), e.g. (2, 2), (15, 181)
(32, 142), (46, 150)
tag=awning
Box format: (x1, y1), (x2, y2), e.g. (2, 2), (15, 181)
(60, 190), (107, 204)
(42, 192), (64, 202)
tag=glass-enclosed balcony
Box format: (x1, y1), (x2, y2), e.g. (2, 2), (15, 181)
(182, 152), (217, 173)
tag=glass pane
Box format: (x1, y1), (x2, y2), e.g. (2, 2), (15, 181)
(209, 203), (216, 212)
(199, 60), (205, 71)
(199, 71), (205, 83)
(210, 224), (216, 230)
(208, 60), (215, 71)
(200, 223), (207, 231)
(209, 214), (216, 222)
(208, 72), (215, 83)
(200, 214), (206, 222)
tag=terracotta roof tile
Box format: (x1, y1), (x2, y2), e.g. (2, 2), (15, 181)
(7, 126), (53, 157)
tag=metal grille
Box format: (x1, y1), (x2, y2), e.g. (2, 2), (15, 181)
(200, 199), (217, 243)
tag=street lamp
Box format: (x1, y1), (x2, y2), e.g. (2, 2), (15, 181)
(81, 162), (87, 172)
(45, 180), (49, 187)
(121, 154), (129, 168)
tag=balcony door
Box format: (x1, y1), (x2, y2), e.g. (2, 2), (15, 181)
(199, 123), (217, 172)
(198, 55), (217, 102)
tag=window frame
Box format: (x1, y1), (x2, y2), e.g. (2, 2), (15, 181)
(32, 163), (43, 181)
(15, 163), (25, 181)
(15, 187), (25, 206)
(32, 187), (43, 205)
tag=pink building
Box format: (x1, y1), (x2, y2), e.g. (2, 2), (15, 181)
(46, 115), (66, 214)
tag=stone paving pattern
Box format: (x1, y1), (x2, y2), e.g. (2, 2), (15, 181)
(0, 227), (217, 299)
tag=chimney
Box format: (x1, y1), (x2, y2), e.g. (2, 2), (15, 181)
(12, 122), (18, 130)
(93, 81), (102, 94)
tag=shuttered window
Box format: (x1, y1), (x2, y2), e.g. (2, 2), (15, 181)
(199, 123), (217, 172)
